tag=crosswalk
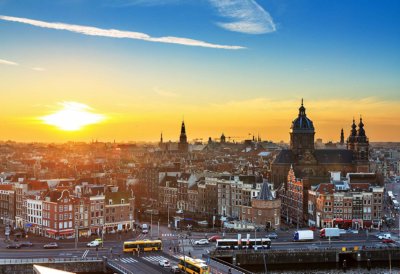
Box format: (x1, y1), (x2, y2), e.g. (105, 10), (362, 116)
(118, 255), (170, 265)
(120, 257), (138, 264)
(142, 255), (168, 263)
(161, 233), (176, 237)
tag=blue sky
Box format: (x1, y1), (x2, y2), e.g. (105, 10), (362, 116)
(0, 0), (399, 142)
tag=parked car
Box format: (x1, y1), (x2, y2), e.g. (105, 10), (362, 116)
(19, 241), (33, 247)
(43, 242), (59, 249)
(170, 265), (181, 273)
(194, 239), (209, 245)
(87, 240), (100, 247)
(382, 239), (395, 244)
(6, 243), (21, 249)
(208, 235), (221, 242)
(159, 259), (171, 267)
(266, 232), (278, 239)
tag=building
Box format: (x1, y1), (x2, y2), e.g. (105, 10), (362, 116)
(307, 173), (384, 229)
(104, 186), (135, 233)
(241, 182), (281, 230)
(0, 184), (15, 227)
(42, 189), (76, 239)
(279, 166), (306, 227)
(271, 100), (370, 188)
(178, 120), (189, 153)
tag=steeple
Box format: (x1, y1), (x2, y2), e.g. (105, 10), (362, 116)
(178, 120), (188, 153)
(340, 128), (344, 144)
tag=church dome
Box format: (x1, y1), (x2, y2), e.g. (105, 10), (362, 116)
(290, 99), (314, 132)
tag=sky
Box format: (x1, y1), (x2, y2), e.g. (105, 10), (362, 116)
(0, 0), (399, 143)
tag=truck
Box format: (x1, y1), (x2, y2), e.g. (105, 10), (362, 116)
(293, 230), (314, 241)
(320, 228), (340, 238)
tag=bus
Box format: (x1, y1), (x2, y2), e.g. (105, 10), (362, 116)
(216, 238), (271, 250)
(178, 256), (210, 274)
(123, 239), (162, 252)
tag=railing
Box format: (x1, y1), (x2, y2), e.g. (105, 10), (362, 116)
(0, 257), (102, 265)
(107, 260), (135, 274)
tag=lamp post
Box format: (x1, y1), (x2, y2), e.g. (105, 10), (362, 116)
(158, 219), (160, 238)
(75, 225), (78, 249)
(167, 203), (170, 228)
(150, 210), (153, 239)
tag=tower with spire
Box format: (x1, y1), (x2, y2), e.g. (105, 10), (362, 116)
(289, 99), (315, 156)
(340, 128), (344, 145)
(354, 116), (369, 161)
(178, 120), (188, 153)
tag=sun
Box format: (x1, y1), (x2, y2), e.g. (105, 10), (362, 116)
(42, 102), (105, 131)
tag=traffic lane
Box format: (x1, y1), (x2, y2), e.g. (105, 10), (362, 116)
(0, 248), (110, 258)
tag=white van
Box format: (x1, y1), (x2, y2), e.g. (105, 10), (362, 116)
(141, 224), (149, 234)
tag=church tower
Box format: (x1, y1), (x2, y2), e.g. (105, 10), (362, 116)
(354, 117), (369, 161)
(178, 120), (188, 153)
(290, 99), (315, 157)
(347, 118), (357, 151)
(220, 133), (226, 144)
(340, 128), (344, 145)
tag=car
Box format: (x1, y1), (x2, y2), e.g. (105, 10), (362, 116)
(43, 242), (58, 249)
(19, 241), (33, 247)
(378, 233), (391, 240)
(87, 240), (100, 247)
(382, 238), (395, 244)
(194, 239), (209, 245)
(142, 229), (149, 234)
(94, 238), (103, 244)
(266, 232), (278, 239)
(176, 209), (183, 214)
(208, 235), (221, 242)
(170, 265), (181, 273)
(159, 259), (171, 267)
(6, 243), (21, 249)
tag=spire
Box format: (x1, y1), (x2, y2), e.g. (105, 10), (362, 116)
(350, 118), (357, 136)
(357, 116), (366, 138)
(340, 128), (344, 144)
(180, 120), (186, 135)
(298, 98), (306, 116)
(160, 132), (163, 144)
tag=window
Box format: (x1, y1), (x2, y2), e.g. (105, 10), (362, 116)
(121, 199), (125, 204)
(109, 199), (113, 205)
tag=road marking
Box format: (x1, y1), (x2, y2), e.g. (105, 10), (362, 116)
(82, 249), (89, 259)
(142, 255), (167, 263)
(120, 257), (138, 264)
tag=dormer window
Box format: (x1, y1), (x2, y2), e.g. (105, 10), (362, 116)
(121, 199), (125, 204)
(109, 199), (113, 205)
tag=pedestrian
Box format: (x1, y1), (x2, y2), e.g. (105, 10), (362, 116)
(228, 268), (232, 274)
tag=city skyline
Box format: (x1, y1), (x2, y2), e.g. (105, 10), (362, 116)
(1, 0), (399, 142)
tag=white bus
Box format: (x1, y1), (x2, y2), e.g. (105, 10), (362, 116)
(216, 238), (271, 250)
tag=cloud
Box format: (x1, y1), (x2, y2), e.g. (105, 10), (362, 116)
(209, 0), (276, 34)
(154, 86), (178, 97)
(0, 15), (245, 50)
(0, 58), (19, 66)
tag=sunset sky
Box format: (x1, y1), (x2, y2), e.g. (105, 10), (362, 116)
(0, 0), (399, 143)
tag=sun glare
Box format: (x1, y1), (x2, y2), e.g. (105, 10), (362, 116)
(42, 102), (105, 131)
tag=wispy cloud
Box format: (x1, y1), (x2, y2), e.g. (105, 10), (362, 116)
(0, 15), (245, 50)
(209, 0), (276, 34)
(154, 86), (178, 97)
(0, 58), (19, 66)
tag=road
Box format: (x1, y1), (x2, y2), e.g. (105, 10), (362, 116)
(2, 219), (399, 274)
